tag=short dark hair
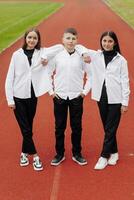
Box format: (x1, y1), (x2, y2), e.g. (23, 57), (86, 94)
(100, 31), (121, 54)
(22, 27), (41, 50)
(64, 27), (78, 36)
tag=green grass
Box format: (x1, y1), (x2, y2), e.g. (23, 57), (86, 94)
(0, 2), (64, 52)
(104, 0), (134, 28)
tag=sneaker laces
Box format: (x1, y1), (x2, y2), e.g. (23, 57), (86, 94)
(98, 157), (107, 163)
(21, 153), (28, 160)
(34, 156), (42, 166)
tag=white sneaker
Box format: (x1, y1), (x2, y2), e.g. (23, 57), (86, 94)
(20, 153), (29, 166)
(94, 157), (108, 170)
(108, 153), (119, 165)
(33, 156), (43, 171)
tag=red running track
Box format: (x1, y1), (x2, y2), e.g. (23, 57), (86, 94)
(0, 0), (134, 199)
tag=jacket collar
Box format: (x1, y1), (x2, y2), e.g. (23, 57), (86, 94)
(18, 48), (39, 53)
(98, 49), (121, 59)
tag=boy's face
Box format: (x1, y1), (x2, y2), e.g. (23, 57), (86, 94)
(62, 32), (78, 52)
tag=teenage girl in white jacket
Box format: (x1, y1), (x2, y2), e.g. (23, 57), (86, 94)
(82, 31), (130, 170)
(5, 28), (63, 171)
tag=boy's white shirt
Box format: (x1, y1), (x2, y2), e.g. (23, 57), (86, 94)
(5, 45), (63, 105)
(47, 47), (90, 99)
(75, 45), (130, 106)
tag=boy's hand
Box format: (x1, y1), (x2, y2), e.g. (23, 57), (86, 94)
(82, 53), (91, 63)
(41, 58), (48, 66)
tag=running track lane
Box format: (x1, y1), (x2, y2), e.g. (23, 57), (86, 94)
(0, 0), (134, 199)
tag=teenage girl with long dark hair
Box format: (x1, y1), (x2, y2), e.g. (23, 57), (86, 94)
(81, 31), (130, 170)
(5, 27), (63, 171)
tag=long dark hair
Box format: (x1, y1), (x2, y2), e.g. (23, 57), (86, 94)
(22, 27), (41, 50)
(100, 31), (121, 54)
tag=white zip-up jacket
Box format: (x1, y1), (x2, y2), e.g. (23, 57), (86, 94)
(84, 49), (130, 106)
(5, 45), (63, 105)
(48, 49), (90, 99)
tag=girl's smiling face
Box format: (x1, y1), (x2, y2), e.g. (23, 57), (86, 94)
(101, 35), (115, 51)
(26, 31), (38, 49)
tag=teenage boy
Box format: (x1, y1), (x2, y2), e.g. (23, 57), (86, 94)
(49, 28), (90, 166)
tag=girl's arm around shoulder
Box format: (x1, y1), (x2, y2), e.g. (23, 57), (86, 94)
(41, 44), (64, 60)
(75, 44), (97, 56)
(75, 44), (97, 63)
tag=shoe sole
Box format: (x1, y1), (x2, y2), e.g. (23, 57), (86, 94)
(51, 157), (65, 166)
(72, 157), (87, 166)
(33, 164), (43, 171)
(94, 163), (108, 170)
(108, 159), (119, 166)
(20, 161), (29, 167)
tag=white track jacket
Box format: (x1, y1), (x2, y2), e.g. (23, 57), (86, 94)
(84, 49), (130, 106)
(5, 45), (63, 105)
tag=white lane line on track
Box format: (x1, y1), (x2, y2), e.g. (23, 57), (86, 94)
(50, 166), (62, 200)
